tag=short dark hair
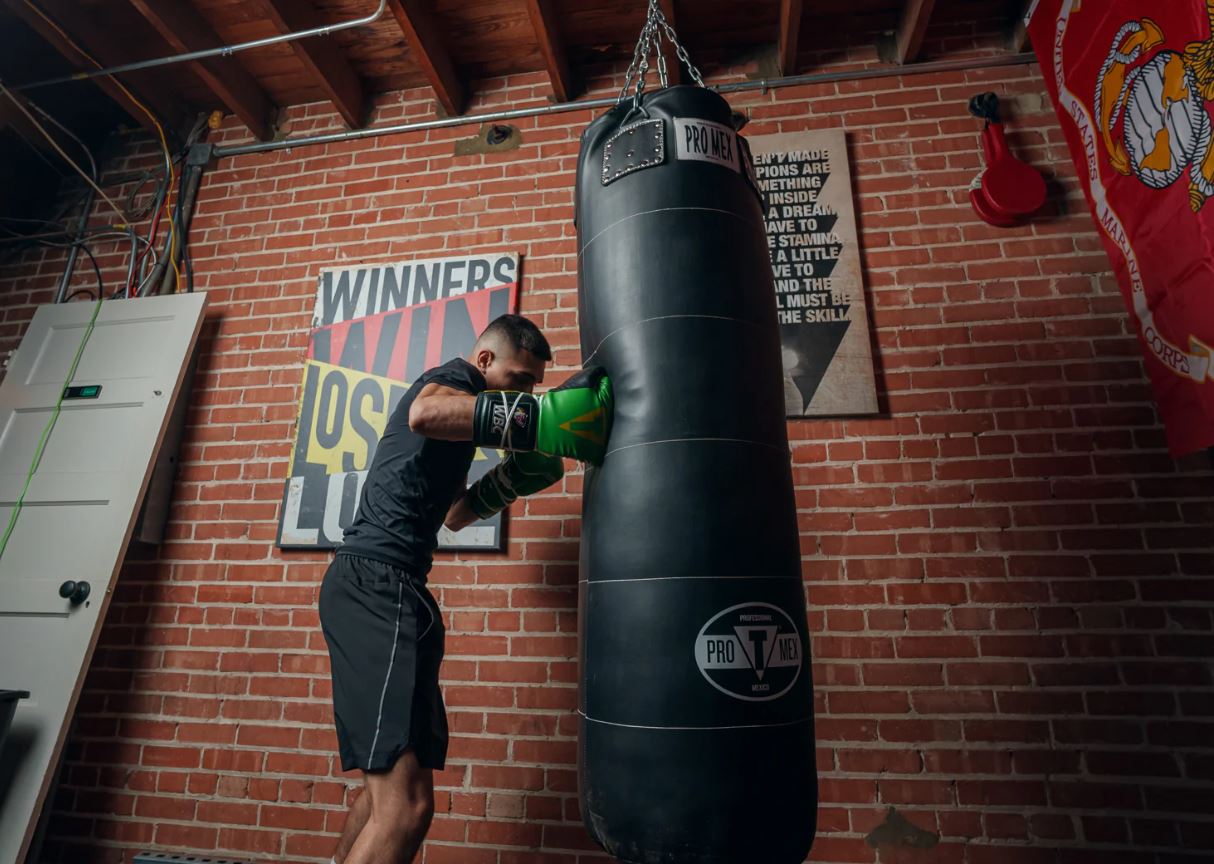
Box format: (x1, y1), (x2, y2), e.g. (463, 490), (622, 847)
(480, 314), (552, 362)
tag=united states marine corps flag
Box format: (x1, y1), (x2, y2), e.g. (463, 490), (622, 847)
(1030, 0), (1214, 455)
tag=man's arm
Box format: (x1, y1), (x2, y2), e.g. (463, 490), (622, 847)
(409, 383), (476, 440)
(417, 370), (612, 464)
(448, 451), (565, 531)
(444, 491), (479, 532)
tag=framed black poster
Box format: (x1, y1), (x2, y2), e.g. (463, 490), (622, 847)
(749, 129), (879, 417)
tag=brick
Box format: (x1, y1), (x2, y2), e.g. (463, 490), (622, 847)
(958, 780), (1047, 807)
(880, 719), (963, 743)
(895, 636), (978, 659)
(837, 749), (923, 774)
(827, 691), (911, 714)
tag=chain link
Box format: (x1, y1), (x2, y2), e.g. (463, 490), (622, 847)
(617, 0), (706, 107)
(654, 5), (706, 88)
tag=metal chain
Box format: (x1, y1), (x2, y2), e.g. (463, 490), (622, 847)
(617, 0), (706, 107)
(633, 29), (652, 113)
(653, 4), (706, 88)
(618, 19), (650, 102)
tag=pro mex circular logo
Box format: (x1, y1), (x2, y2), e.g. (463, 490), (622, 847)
(694, 602), (803, 702)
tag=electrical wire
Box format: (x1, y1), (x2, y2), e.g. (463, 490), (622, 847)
(0, 214), (74, 228)
(2, 227), (152, 252)
(0, 229), (107, 298)
(19, 0), (180, 292)
(181, 230), (194, 293)
(1, 225), (149, 299)
(0, 78), (127, 220)
(166, 185), (181, 293)
(74, 242), (105, 298)
(121, 224), (137, 299)
(175, 143), (196, 293)
(4, 6), (201, 300)
(29, 99), (97, 182)
(130, 166), (169, 293)
(8, 125), (68, 177)
(123, 171), (156, 220)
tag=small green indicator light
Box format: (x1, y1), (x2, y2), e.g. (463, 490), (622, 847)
(63, 385), (102, 400)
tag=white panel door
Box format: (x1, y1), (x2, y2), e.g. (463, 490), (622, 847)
(0, 293), (207, 864)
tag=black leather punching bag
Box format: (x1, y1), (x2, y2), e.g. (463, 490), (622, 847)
(574, 84), (818, 864)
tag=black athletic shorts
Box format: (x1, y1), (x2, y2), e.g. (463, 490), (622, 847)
(319, 553), (448, 772)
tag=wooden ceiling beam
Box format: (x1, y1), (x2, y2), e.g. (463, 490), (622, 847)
(2, 0), (190, 134)
(127, 0), (277, 141)
(0, 90), (80, 166)
(777, 0), (804, 76)
(1008, 0), (1033, 53)
(387, 0), (465, 115)
(253, 0), (366, 127)
(525, 0), (575, 102)
(878, 0), (938, 65)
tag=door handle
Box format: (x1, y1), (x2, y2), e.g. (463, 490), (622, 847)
(58, 580), (91, 606)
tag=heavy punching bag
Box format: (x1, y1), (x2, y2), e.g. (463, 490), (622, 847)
(574, 9), (818, 864)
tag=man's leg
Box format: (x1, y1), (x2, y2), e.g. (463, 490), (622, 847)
(333, 787), (370, 864)
(344, 749), (435, 864)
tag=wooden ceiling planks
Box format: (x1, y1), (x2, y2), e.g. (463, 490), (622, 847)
(778, 0), (804, 75)
(2, 0), (205, 134)
(525, 0), (576, 101)
(433, 0), (541, 84)
(248, 0), (368, 126)
(127, 0), (278, 139)
(879, 0), (940, 64)
(2, 0), (1035, 147)
(388, 0), (465, 114)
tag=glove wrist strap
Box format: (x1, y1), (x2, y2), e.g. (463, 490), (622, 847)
(472, 390), (539, 450)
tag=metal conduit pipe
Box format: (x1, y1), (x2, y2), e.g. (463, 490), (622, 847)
(14, 0), (388, 93)
(53, 186), (95, 304)
(214, 52), (1039, 160)
(155, 156), (206, 295)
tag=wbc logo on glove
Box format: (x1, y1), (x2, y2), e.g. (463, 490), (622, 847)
(488, 401), (535, 439)
(489, 404), (508, 437)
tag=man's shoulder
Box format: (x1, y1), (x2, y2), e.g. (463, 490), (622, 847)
(420, 358), (486, 395)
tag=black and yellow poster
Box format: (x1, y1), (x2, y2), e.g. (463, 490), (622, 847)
(277, 252), (520, 550)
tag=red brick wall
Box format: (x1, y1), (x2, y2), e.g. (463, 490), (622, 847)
(3, 28), (1214, 864)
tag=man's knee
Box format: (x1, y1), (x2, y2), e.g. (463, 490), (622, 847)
(374, 793), (432, 854)
(365, 752), (434, 832)
(410, 792), (435, 833)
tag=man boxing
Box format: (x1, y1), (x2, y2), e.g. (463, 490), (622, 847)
(318, 313), (611, 864)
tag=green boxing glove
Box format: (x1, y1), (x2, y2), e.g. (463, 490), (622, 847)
(472, 367), (613, 465)
(468, 451), (565, 519)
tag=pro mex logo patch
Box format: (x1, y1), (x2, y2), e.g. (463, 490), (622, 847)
(694, 602), (803, 702)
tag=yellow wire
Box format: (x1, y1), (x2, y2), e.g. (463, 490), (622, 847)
(0, 80), (128, 220)
(167, 187), (181, 290)
(24, 0), (181, 292)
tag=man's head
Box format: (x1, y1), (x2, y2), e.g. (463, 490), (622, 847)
(471, 314), (551, 393)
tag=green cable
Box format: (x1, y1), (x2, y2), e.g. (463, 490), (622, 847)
(0, 297), (105, 561)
